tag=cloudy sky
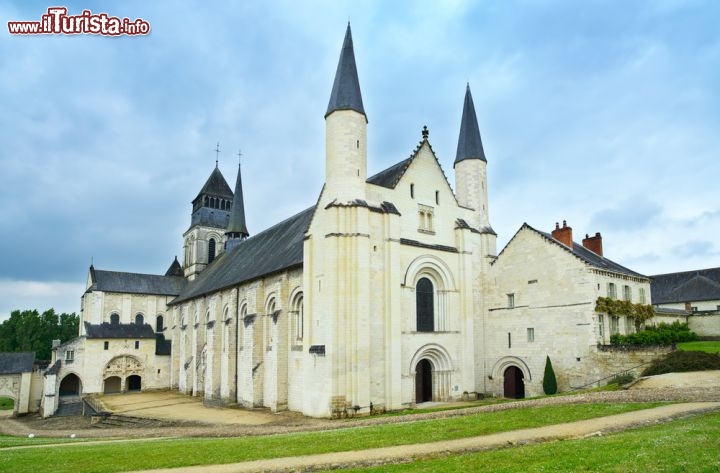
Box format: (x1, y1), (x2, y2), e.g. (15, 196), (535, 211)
(1, 0), (718, 320)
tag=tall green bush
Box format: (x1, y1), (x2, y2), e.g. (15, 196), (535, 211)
(543, 355), (557, 395)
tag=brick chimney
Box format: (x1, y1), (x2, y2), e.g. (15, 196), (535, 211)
(551, 220), (573, 247)
(582, 232), (603, 256)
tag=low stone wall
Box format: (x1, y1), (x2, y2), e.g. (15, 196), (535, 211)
(688, 314), (720, 338)
(568, 345), (673, 390)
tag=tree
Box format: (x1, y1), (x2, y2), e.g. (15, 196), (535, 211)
(543, 355), (558, 395)
(0, 309), (79, 360)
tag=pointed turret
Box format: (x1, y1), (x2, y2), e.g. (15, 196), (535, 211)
(324, 24), (368, 203)
(454, 83), (490, 229)
(326, 23), (366, 120)
(454, 84), (486, 165)
(225, 161), (249, 250)
(165, 256), (184, 277)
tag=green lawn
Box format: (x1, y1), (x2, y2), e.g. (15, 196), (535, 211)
(0, 397), (13, 411)
(677, 341), (720, 353)
(340, 410), (720, 472)
(0, 403), (664, 473)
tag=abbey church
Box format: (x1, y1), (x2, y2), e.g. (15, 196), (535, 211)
(39, 26), (668, 418)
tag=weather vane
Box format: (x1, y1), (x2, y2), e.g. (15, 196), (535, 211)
(214, 142), (221, 168)
(237, 149), (243, 166)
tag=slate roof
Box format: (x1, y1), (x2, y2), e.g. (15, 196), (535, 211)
(326, 23), (366, 119)
(496, 224), (646, 279)
(455, 84), (487, 164)
(192, 167), (233, 204)
(88, 267), (187, 296)
(367, 157), (412, 189)
(651, 267), (720, 304)
(171, 206), (314, 304)
(535, 227), (646, 278)
(84, 322), (156, 339)
(226, 162), (249, 237)
(165, 257), (184, 277)
(0, 352), (35, 374)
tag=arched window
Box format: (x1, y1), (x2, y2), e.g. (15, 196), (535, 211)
(135, 313), (144, 325)
(156, 315), (164, 332)
(416, 277), (434, 332)
(208, 238), (216, 263)
(110, 313), (120, 325)
(291, 293), (304, 341)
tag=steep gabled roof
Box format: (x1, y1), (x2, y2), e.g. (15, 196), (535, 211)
(455, 84), (486, 164)
(84, 322), (156, 339)
(495, 223), (646, 279)
(651, 267), (720, 304)
(326, 23), (366, 120)
(366, 157), (412, 189)
(0, 352), (35, 374)
(192, 167), (233, 204)
(88, 269), (187, 296)
(367, 137), (458, 207)
(171, 206), (314, 304)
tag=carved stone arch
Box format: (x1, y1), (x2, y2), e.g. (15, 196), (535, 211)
(104, 355), (143, 379)
(409, 344), (454, 402)
(491, 356), (532, 382)
(409, 344), (454, 373)
(403, 254), (456, 291)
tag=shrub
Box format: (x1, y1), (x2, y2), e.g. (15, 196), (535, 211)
(611, 322), (699, 346)
(642, 350), (720, 376)
(542, 356), (557, 395)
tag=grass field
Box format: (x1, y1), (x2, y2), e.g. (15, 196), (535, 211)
(0, 398), (13, 411)
(677, 341), (720, 353)
(0, 403), (664, 473)
(340, 410), (720, 472)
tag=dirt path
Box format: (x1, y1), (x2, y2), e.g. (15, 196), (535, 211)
(126, 401), (720, 473)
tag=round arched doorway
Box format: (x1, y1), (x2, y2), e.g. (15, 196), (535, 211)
(127, 375), (142, 392)
(503, 366), (525, 399)
(415, 359), (433, 403)
(104, 376), (122, 394)
(59, 373), (82, 398)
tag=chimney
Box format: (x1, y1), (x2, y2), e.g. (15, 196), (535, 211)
(582, 232), (603, 256)
(551, 220), (573, 248)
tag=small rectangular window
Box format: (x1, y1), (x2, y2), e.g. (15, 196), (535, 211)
(104, 341), (109, 350)
(508, 332), (512, 348)
(410, 183), (415, 199)
(134, 340), (140, 349)
(507, 293), (515, 308)
(607, 283), (617, 299)
(623, 285), (632, 302)
(639, 288), (646, 304)
(65, 350), (74, 361)
(527, 328), (535, 342)
(435, 190), (439, 205)
(598, 315), (605, 338)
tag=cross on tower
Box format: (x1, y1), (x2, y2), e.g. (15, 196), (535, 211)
(214, 142), (221, 168)
(237, 149), (243, 166)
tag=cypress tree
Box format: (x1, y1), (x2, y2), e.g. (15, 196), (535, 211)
(543, 355), (558, 395)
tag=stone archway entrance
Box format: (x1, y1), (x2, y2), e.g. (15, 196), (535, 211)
(103, 355), (143, 394)
(59, 373), (82, 397)
(127, 375), (142, 391)
(415, 359), (433, 403)
(104, 376), (122, 394)
(503, 366), (525, 399)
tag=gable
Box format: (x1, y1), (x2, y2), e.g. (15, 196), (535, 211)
(367, 140), (458, 206)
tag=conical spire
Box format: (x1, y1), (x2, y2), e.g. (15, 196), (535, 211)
(325, 23), (366, 120)
(225, 161), (249, 241)
(165, 256), (184, 277)
(454, 84), (486, 164)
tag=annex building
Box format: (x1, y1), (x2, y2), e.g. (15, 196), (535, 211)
(40, 26), (669, 418)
